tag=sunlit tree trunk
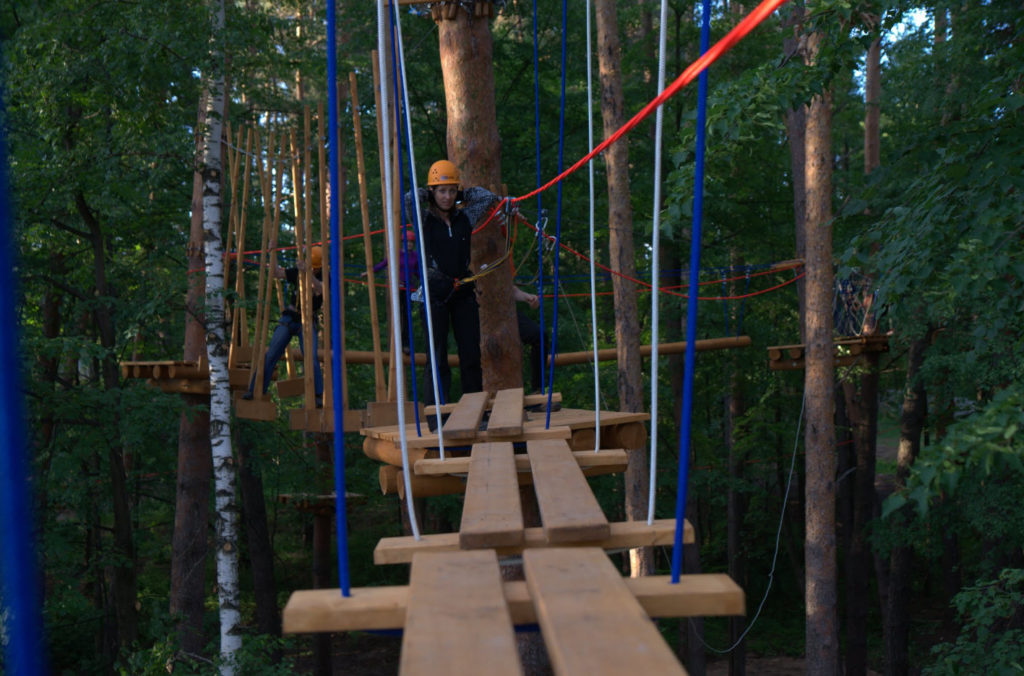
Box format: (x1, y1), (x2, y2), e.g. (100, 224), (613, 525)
(802, 31), (838, 675)
(437, 8), (521, 392)
(595, 0), (653, 579)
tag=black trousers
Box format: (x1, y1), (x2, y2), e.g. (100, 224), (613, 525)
(421, 290), (482, 405)
(517, 311), (547, 392)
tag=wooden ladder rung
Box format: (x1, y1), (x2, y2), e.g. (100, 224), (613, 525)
(373, 518), (690, 565)
(485, 388), (525, 437)
(401, 550), (522, 676)
(281, 571), (744, 634)
(459, 442), (524, 549)
(528, 439), (610, 543)
(524, 547), (687, 675)
(415, 448), (628, 476)
(442, 391), (490, 440)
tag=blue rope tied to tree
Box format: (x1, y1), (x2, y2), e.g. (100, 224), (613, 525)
(671, 0), (712, 584)
(326, 0), (351, 597)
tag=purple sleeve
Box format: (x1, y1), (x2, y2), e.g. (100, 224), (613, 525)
(372, 258), (387, 273)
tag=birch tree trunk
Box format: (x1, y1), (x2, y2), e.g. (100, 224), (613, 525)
(802, 30), (839, 671)
(595, 0), (653, 578)
(201, 0), (240, 670)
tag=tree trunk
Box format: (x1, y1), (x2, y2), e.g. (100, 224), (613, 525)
(78, 190), (139, 652)
(842, 352), (880, 676)
(170, 89), (213, 661)
(238, 433), (280, 643)
(202, 2), (240, 668)
(802, 33), (838, 672)
(727, 373), (747, 676)
(595, 0), (653, 578)
(885, 331), (930, 676)
(437, 8), (521, 393)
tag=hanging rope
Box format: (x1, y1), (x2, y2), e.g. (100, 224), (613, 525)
(326, 0), (352, 596)
(671, 0), (713, 585)
(646, 0), (671, 525)
(585, 0), (601, 451)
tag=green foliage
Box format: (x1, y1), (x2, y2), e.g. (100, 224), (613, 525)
(882, 384), (1024, 521)
(924, 569), (1024, 676)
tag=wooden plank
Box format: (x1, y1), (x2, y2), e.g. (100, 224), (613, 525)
(524, 548), (687, 675)
(281, 572), (743, 633)
(527, 439), (609, 543)
(401, 550), (522, 676)
(459, 442), (524, 549)
(373, 517), (690, 565)
(415, 449), (628, 476)
(362, 422), (573, 449)
(426, 391), (562, 417)
(485, 388), (525, 437)
(234, 397), (277, 421)
(442, 391), (489, 440)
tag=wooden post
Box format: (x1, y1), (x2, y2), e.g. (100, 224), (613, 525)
(353, 69), (387, 402)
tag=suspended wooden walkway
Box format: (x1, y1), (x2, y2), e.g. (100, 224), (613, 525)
(767, 334), (890, 370)
(282, 388), (745, 674)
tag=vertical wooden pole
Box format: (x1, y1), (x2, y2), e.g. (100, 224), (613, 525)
(353, 68), (386, 401)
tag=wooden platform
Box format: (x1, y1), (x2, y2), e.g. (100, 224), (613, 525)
(283, 547), (744, 675)
(767, 334), (889, 370)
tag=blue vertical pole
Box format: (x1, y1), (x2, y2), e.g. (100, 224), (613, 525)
(671, 0), (712, 584)
(0, 78), (48, 673)
(326, 0), (351, 597)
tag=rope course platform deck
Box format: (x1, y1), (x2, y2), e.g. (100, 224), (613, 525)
(283, 547), (744, 674)
(766, 334), (890, 371)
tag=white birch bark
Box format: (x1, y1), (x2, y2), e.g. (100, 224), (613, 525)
(201, 0), (241, 671)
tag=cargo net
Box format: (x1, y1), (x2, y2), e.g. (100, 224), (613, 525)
(833, 272), (886, 337)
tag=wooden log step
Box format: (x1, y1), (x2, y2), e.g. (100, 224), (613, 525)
(441, 391), (490, 440)
(459, 442), (524, 549)
(425, 390), (562, 416)
(400, 550), (522, 676)
(361, 423), (573, 450)
(414, 448), (628, 476)
(374, 518), (691, 565)
(281, 571), (743, 634)
(524, 547), (686, 675)
(384, 455), (627, 499)
(528, 439), (610, 543)
(234, 396), (277, 421)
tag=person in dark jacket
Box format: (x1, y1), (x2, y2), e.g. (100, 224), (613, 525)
(416, 159), (482, 407)
(243, 246), (323, 403)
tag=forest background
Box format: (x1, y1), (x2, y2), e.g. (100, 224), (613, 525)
(2, 0), (1022, 673)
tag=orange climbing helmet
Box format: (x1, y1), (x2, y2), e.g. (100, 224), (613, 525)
(426, 159), (460, 186)
(310, 245), (323, 269)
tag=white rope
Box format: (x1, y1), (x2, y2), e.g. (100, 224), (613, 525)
(378, 0), (420, 540)
(646, 0), (670, 524)
(392, 0), (449, 461)
(586, 0), (601, 452)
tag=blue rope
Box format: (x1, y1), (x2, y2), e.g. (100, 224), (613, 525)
(1, 73), (48, 676)
(326, 0), (351, 597)
(671, 0), (712, 584)
(543, 0), (569, 424)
